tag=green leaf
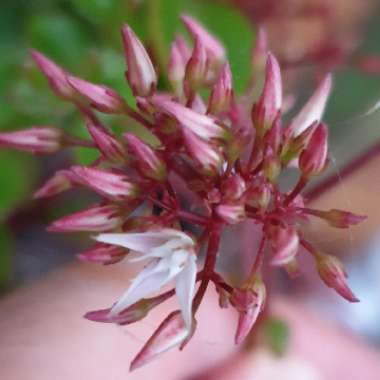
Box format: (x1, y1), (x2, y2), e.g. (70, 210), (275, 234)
(0, 151), (37, 217)
(25, 12), (91, 68)
(0, 226), (13, 286)
(263, 317), (289, 356)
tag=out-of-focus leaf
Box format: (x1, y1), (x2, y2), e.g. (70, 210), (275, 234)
(263, 317), (289, 356)
(25, 13), (91, 68)
(0, 226), (13, 286)
(0, 151), (37, 217)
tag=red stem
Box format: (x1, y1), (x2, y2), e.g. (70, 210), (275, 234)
(284, 176), (307, 206)
(193, 223), (223, 313)
(306, 139), (380, 202)
(249, 234), (266, 278)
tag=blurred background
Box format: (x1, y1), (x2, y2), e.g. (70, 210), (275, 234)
(1, 0), (380, 358)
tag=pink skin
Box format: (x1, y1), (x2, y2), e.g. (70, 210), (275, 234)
(0, 263), (379, 380)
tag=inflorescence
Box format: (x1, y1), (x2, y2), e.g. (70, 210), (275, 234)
(0, 15), (366, 370)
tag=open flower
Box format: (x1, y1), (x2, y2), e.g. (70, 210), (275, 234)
(96, 229), (197, 329)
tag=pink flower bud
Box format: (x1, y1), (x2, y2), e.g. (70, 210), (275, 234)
(316, 254), (359, 302)
(0, 127), (62, 154)
(77, 243), (128, 265)
(208, 63), (233, 114)
(288, 74), (332, 136)
(282, 121), (318, 165)
(152, 97), (228, 141)
(33, 170), (73, 199)
(184, 37), (208, 92)
(191, 94), (207, 114)
(252, 53), (282, 135)
(48, 204), (122, 232)
(130, 311), (190, 371)
(264, 114), (282, 153)
(284, 258), (300, 278)
(85, 292), (173, 325)
(246, 183), (271, 211)
(181, 14), (225, 66)
(299, 122), (328, 177)
(124, 133), (167, 181)
(70, 166), (140, 201)
(267, 225), (299, 266)
(182, 128), (223, 177)
(216, 203), (245, 224)
(251, 26), (268, 74)
(68, 76), (126, 113)
(221, 174), (246, 201)
(30, 50), (75, 100)
(121, 24), (157, 97)
(168, 37), (189, 94)
(87, 123), (126, 163)
(231, 278), (266, 345)
(263, 150), (281, 183)
(308, 208), (367, 228)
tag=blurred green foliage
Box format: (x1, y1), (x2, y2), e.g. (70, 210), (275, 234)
(0, 0), (380, 286)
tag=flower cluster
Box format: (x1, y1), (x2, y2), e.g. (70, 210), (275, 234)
(0, 15), (366, 370)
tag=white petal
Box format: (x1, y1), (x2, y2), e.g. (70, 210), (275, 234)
(291, 74), (332, 136)
(129, 238), (191, 262)
(110, 256), (184, 316)
(175, 253), (197, 329)
(96, 229), (192, 253)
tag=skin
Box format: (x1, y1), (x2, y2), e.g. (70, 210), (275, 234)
(1, 157), (380, 379)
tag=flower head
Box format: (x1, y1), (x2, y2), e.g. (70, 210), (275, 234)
(0, 16), (367, 370)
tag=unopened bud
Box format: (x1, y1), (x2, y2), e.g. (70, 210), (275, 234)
(246, 183), (271, 211)
(221, 174), (246, 201)
(182, 128), (223, 177)
(181, 14), (225, 68)
(30, 50), (75, 100)
(281, 121), (318, 165)
(130, 311), (190, 371)
(124, 133), (167, 181)
(308, 208), (367, 228)
(251, 27), (268, 75)
(168, 36), (190, 95)
(316, 254), (359, 302)
(121, 24), (157, 97)
(68, 76), (126, 114)
(231, 277), (266, 345)
(264, 113), (282, 153)
(152, 97), (228, 141)
(208, 63), (233, 114)
(87, 123), (126, 163)
(0, 127), (62, 154)
(267, 225), (299, 266)
(263, 151), (281, 183)
(288, 74), (332, 136)
(299, 122), (328, 177)
(185, 37), (208, 92)
(48, 204), (122, 232)
(34, 170), (72, 199)
(252, 53), (282, 136)
(85, 292), (171, 325)
(78, 243), (128, 265)
(70, 166), (140, 201)
(216, 203), (245, 224)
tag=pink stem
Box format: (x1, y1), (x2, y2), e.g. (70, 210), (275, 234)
(306, 139), (380, 202)
(193, 223), (223, 313)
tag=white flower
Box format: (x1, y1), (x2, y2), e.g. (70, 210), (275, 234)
(95, 229), (197, 329)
